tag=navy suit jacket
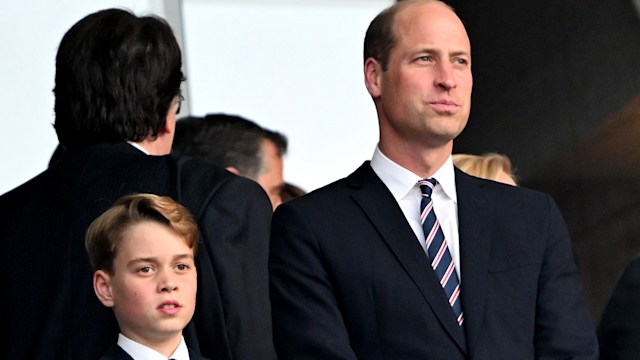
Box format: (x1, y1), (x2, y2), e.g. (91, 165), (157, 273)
(0, 142), (275, 360)
(100, 343), (210, 360)
(598, 252), (640, 358)
(270, 161), (598, 359)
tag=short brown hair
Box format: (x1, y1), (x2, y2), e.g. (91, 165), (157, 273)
(85, 193), (199, 274)
(363, 0), (449, 70)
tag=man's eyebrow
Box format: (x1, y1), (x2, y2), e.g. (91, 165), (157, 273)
(412, 48), (470, 56)
(450, 50), (471, 57)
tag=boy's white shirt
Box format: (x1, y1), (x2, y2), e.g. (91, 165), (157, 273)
(117, 333), (190, 360)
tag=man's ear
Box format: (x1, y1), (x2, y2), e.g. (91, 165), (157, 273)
(93, 270), (115, 308)
(225, 166), (240, 175)
(163, 105), (177, 136)
(364, 57), (383, 98)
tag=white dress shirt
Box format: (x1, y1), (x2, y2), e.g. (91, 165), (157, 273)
(117, 333), (190, 360)
(128, 141), (150, 155)
(370, 146), (461, 278)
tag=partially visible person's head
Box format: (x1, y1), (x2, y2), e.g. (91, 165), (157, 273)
(173, 114), (287, 210)
(363, 0), (472, 163)
(453, 153), (517, 185)
(258, 129), (286, 209)
(86, 193), (199, 348)
(280, 182), (306, 204)
(54, 8), (185, 150)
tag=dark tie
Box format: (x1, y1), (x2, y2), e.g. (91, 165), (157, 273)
(418, 178), (464, 326)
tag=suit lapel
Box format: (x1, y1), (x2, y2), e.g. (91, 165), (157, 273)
(455, 169), (492, 355)
(347, 162), (467, 354)
(101, 344), (134, 360)
(188, 347), (209, 360)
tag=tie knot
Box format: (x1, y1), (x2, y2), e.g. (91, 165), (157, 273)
(417, 178), (437, 197)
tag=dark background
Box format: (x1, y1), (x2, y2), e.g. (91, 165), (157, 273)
(441, 0), (640, 325)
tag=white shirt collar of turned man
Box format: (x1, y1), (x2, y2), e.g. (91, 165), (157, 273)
(128, 141), (150, 155)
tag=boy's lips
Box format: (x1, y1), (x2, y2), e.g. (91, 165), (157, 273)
(158, 301), (182, 315)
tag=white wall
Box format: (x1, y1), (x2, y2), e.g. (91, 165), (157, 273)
(0, 0), (392, 195)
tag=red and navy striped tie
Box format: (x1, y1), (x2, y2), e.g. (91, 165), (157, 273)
(418, 178), (464, 326)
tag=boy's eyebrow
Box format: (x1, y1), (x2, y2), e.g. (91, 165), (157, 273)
(126, 253), (195, 267)
(128, 254), (195, 264)
(173, 254), (195, 261)
(127, 257), (158, 267)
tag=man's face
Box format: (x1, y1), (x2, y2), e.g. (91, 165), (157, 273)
(99, 221), (197, 345)
(367, 1), (473, 151)
(257, 139), (284, 211)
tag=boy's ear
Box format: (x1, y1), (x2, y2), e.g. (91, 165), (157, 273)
(93, 270), (115, 308)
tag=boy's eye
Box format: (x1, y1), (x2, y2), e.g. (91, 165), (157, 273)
(176, 263), (189, 271)
(138, 266), (153, 273)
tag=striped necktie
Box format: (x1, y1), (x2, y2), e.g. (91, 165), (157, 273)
(418, 178), (464, 326)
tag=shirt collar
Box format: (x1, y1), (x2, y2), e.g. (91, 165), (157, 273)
(128, 141), (150, 155)
(431, 155), (457, 204)
(117, 333), (190, 360)
(371, 146), (457, 204)
(170, 338), (190, 360)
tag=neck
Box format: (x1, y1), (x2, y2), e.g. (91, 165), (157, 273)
(136, 134), (172, 156)
(378, 139), (452, 179)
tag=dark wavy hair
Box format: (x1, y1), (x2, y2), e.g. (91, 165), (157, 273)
(53, 8), (185, 149)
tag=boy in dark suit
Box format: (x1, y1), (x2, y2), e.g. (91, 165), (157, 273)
(86, 193), (208, 360)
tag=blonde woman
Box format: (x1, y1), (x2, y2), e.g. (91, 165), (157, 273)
(453, 152), (517, 185)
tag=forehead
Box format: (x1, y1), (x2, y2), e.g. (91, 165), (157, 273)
(392, 2), (470, 52)
(117, 221), (192, 259)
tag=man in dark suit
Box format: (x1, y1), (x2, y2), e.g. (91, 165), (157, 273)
(173, 114), (288, 211)
(269, 0), (598, 358)
(0, 9), (274, 360)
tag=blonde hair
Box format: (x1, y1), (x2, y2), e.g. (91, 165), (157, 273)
(453, 153), (516, 184)
(85, 193), (199, 274)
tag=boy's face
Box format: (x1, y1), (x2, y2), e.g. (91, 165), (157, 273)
(93, 221), (197, 345)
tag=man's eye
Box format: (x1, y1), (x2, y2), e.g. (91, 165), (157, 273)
(454, 58), (468, 65)
(418, 56), (432, 62)
(176, 263), (189, 271)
